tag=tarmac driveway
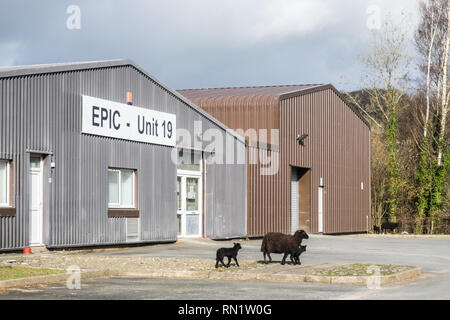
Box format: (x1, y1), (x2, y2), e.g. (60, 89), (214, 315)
(1, 235), (449, 299)
(96, 235), (450, 273)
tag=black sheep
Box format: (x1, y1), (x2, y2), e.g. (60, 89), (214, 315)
(261, 230), (309, 264)
(281, 245), (307, 265)
(381, 222), (401, 233)
(215, 243), (242, 268)
(373, 225), (380, 234)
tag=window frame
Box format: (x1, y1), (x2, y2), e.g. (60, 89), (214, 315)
(0, 160), (11, 208)
(108, 168), (136, 209)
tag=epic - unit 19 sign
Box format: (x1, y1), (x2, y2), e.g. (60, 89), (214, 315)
(82, 95), (176, 147)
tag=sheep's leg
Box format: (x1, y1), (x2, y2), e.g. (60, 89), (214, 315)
(281, 253), (288, 265)
(219, 257), (226, 268)
(226, 257), (231, 268)
(290, 254), (295, 265)
(263, 252), (267, 264)
(233, 257), (239, 267)
(267, 253), (272, 262)
(215, 259), (219, 268)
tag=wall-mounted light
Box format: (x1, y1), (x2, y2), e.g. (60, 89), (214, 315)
(319, 178), (324, 187)
(296, 133), (309, 146)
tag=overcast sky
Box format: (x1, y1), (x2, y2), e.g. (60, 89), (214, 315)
(0, 0), (420, 91)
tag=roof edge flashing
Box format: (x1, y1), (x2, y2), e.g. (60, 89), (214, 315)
(0, 59), (246, 143)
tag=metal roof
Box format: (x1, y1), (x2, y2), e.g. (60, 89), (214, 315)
(178, 84), (322, 99)
(178, 84), (370, 128)
(0, 59), (245, 142)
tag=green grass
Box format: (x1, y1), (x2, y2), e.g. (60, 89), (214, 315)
(0, 266), (65, 281)
(312, 263), (415, 277)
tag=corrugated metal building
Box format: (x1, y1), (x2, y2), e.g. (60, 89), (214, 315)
(179, 85), (371, 236)
(0, 60), (247, 251)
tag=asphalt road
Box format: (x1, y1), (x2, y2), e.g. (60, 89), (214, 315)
(1, 235), (449, 300)
(94, 235), (450, 273)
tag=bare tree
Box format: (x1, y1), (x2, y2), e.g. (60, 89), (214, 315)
(437, 4), (449, 166)
(419, 0), (445, 137)
(414, 0), (449, 233)
(361, 16), (411, 223)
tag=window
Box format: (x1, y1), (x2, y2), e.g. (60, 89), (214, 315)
(108, 169), (135, 208)
(186, 177), (199, 211)
(177, 176), (182, 210)
(0, 160), (10, 207)
(177, 149), (201, 171)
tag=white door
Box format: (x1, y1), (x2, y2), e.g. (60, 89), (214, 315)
(291, 175), (299, 234)
(318, 187), (323, 233)
(29, 156), (43, 246)
(177, 174), (202, 238)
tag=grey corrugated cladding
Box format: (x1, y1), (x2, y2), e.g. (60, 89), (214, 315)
(0, 60), (246, 250)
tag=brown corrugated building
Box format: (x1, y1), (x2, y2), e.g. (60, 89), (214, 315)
(178, 84), (371, 236)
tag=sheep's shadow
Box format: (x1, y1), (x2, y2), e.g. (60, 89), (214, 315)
(215, 263), (240, 268)
(256, 260), (282, 265)
(256, 260), (302, 266)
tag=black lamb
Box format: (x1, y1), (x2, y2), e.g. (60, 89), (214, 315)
(281, 245), (307, 265)
(373, 225), (380, 234)
(215, 243), (242, 268)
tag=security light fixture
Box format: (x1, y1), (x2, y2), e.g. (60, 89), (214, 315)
(296, 133), (309, 146)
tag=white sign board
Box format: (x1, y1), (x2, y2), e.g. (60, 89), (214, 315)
(82, 95), (176, 147)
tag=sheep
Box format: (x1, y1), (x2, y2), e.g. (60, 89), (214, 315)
(260, 230), (309, 264)
(281, 245), (307, 265)
(373, 225), (380, 234)
(215, 243), (242, 268)
(381, 222), (401, 233)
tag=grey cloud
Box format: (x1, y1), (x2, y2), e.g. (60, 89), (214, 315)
(0, 0), (418, 91)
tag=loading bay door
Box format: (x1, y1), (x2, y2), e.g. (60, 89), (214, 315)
(291, 167), (311, 234)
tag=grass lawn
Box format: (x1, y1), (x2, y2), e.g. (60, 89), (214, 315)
(312, 263), (415, 277)
(0, 266), (65, 281)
